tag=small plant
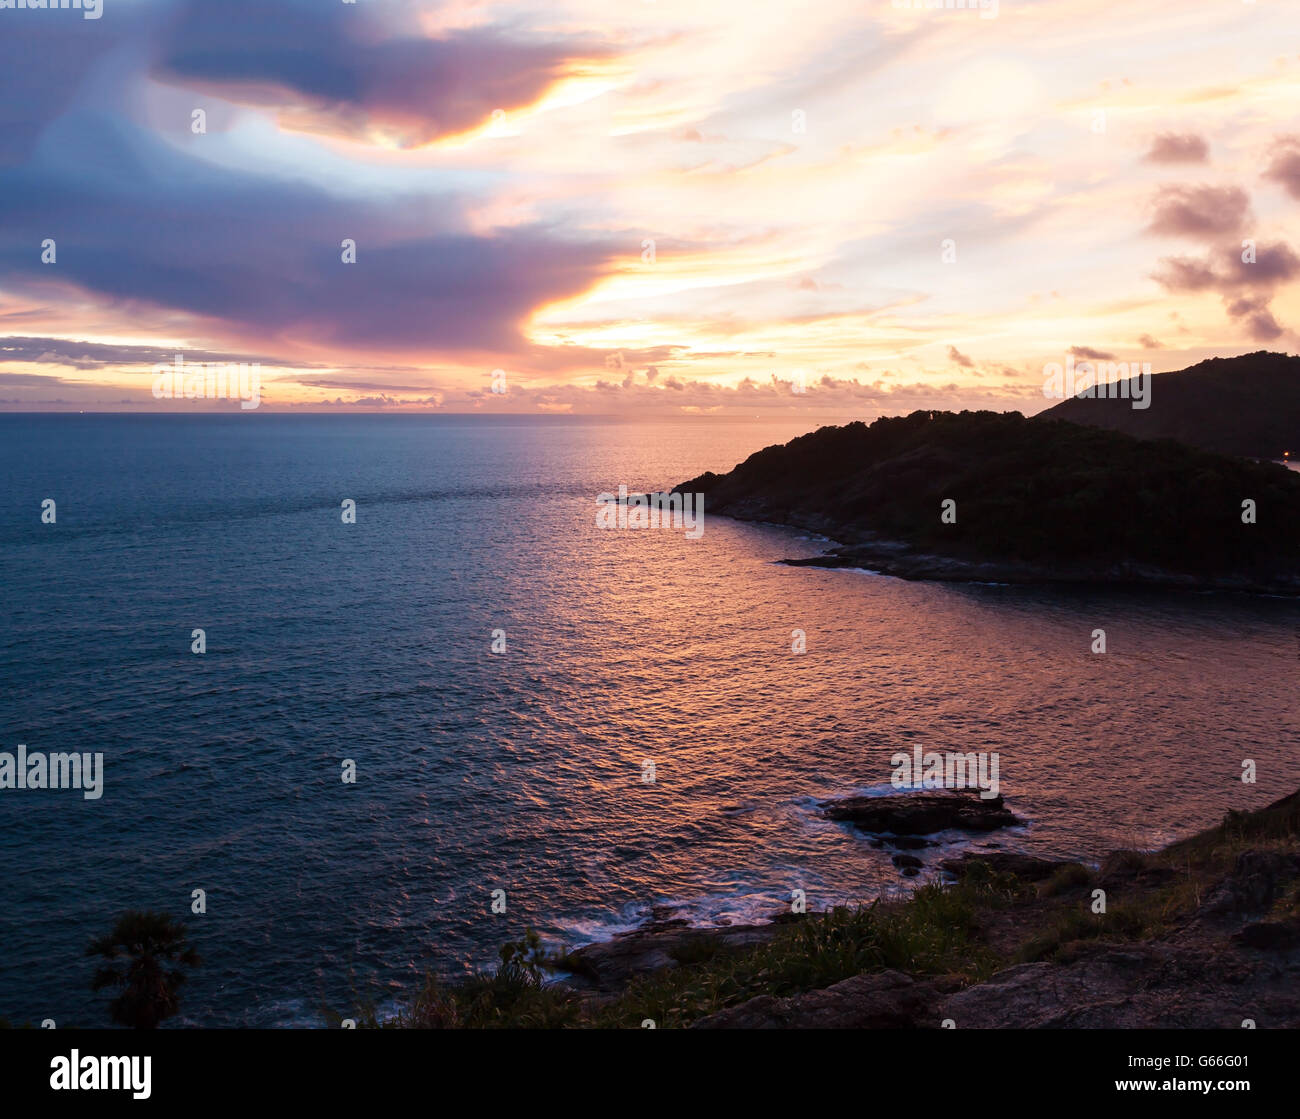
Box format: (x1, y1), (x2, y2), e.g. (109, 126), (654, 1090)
(497, 929), (549, 985)
(949, 860), (1035, 902)
(1039, 862), (1093, 897)
(371, 929), (582, 1029)
(1100, 849), (1149, 877)
(1016, 900), (1154, 963)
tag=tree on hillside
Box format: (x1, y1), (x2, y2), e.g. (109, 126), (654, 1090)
(87, 911), (201, 1029)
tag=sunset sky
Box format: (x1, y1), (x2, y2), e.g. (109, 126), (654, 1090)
(2, 0), (1299, 414)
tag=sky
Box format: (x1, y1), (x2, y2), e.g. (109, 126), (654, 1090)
(1, 0), (1298, 415)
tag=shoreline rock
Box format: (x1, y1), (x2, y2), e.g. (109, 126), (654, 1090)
(680, 837), (1300, 1029)
(779, 537), (1300, 596)
(692, 970), (941, 1029)
(559, 920), (786, 994)
(552, 790), (1300, 1028)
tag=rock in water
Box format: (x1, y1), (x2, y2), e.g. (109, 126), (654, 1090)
(820, 790), (1024, 835)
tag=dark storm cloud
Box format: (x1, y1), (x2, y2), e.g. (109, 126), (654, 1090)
(0, 0), (606, 155)
(0, 112), (617, 356)
(0, 13), (139, 164)
(153, 0), (607, 145)
(0, 1), (618, 358)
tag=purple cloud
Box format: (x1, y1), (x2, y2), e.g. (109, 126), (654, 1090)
(1263, 136), (1300, 200)
(1143, 133), (1209, 164)
(1145, 184), (1251, 238)
(0, 112), (617, 360)
(1154, 241), (1300, 342)
(154, 0), (607, 146)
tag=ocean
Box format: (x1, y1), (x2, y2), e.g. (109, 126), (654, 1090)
(1, 414), (1297, 1026)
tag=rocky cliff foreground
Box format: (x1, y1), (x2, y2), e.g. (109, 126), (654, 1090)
(555, 789), (1300, 1028)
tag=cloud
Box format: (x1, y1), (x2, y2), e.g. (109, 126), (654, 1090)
(1068, 346), (1115, 361)
(0, 336), (320, 371)
(1263, 135), (1300, 200)
(0, 113), (617, 361)
(1143, 133), (1209, 164)
(1154, 241), (1300, 341)
(1137, 334), (1164, 349)
(0, 371), (74, 387)
(154, 0), (608, 147)
(1155, 242), (1300, 292)
(1145, 184), (1251, 238)
(296, 378), (434, 393)
(1152, 256), (1219, 291)
(1222, 295), (1284, 341)
(408, 371), (1032, 418)
(0, 14), (139, 164)
(3, 0), (1298, 412)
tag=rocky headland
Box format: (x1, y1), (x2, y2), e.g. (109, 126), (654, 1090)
(672, 409), (1300, 595)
